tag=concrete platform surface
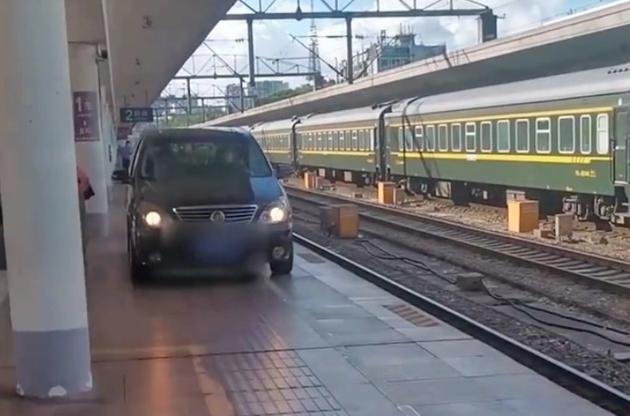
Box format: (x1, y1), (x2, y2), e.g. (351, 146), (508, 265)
(0, 200), (613, 415)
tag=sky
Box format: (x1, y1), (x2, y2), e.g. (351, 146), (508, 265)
(164, 0), (621, 100)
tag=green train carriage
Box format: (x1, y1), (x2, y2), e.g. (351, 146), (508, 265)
(250, 64), (630, 222)
(250, 118), (298, 168)
(293, 105), (391, 183)
(384, 65), (630, 221)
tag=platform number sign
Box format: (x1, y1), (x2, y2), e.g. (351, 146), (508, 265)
(120, 107), (154, 123)
(73, 91), (98, 142)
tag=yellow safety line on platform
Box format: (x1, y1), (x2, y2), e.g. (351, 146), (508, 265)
(191, 352), (236, 416)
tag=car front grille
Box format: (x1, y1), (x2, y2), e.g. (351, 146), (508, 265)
(173, 205), (258, 223)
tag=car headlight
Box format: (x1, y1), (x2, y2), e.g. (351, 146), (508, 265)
(144, 211), (162, 228)
(138, 202), (164, 228)
(260, 198), (290, 224)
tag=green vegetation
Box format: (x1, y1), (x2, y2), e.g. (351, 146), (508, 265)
(155, 107), (226, 128)
(255, 85), (314, 106)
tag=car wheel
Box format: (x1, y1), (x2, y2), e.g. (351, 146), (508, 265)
(270, 246), (293, 277)
(129, 239), (151, 284)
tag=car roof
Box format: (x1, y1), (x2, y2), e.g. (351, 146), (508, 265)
(140, 127), (252, 143)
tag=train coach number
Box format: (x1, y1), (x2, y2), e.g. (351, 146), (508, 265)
(575, 169), (597, 178)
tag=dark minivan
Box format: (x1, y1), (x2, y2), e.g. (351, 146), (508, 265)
(115, 128), (293, 281)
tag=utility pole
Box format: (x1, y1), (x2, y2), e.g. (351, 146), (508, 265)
(307, 0), (322, 90)
(247, 18), (256, 86)
(186, 77), (192, 114)
(239, 78), (245, 113)
(346, 17), (353, 84)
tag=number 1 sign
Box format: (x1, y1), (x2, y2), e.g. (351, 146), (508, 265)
(73, 91), (99, 142)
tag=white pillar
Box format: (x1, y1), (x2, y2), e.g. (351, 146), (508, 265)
(0, 0), (92, 398)
(99, 83), (116, 203)
(69, 44), (108, 215)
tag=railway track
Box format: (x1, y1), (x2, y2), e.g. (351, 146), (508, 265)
(293, 233), (630, 415)
(286, 185), (630, 296)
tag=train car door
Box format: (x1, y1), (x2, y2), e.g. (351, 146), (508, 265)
(376, 117), (388, 180)
(371, 127), (378, 174)
(614, 110), (628, 184)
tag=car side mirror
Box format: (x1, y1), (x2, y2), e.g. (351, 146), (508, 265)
(112, 169), (130, 184)
(275, 164), (294, 179)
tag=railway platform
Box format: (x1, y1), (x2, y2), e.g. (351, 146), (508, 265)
(0, 196), (614, 416)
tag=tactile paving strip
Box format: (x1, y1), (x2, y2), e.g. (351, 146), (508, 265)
(201, 350), (348, 416)
(298, 252), (327, 264)
(384, 304), (440, 327)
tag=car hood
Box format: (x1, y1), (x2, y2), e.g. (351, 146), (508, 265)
(138, 176), (283, 208)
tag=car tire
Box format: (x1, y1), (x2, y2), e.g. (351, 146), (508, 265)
(270, 246), (293, 276)
(130, 254), (151, 284)
(128, 238), (151, 284)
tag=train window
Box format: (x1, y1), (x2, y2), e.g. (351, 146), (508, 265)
(465, 123), (476, 152)
(308, 133), (313, 150)
(338, 132), (344, 151)
(403, 127), (414, 151)
(438, 124), (449, 151)
(352, 130), (358, 150)
(597, 114), (609, 154)
(480, 121), (492, 152)
(516, 119), (529, 153)
(451, 124), (462, 151)
(370, 129), (376, 151)
(558, 116), (575, 154)
(580, 116), (592, 154)
(359, 130), (367, 150)
(536, 118), (551, 153)
(414, 126), (424, 151)
(328, 132), (334, 151)
(426, 125), (436, 151)
(497, 120), (510, 153)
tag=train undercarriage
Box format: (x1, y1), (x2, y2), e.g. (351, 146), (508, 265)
(298, 165), (630, 226)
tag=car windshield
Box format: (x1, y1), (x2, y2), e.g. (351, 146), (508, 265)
(138, 135), (271, 182)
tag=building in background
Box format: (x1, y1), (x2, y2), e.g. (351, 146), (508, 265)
(250, 80), (290, 101)
(225, 83), (254, 114)
(352, 28), (446, 78)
